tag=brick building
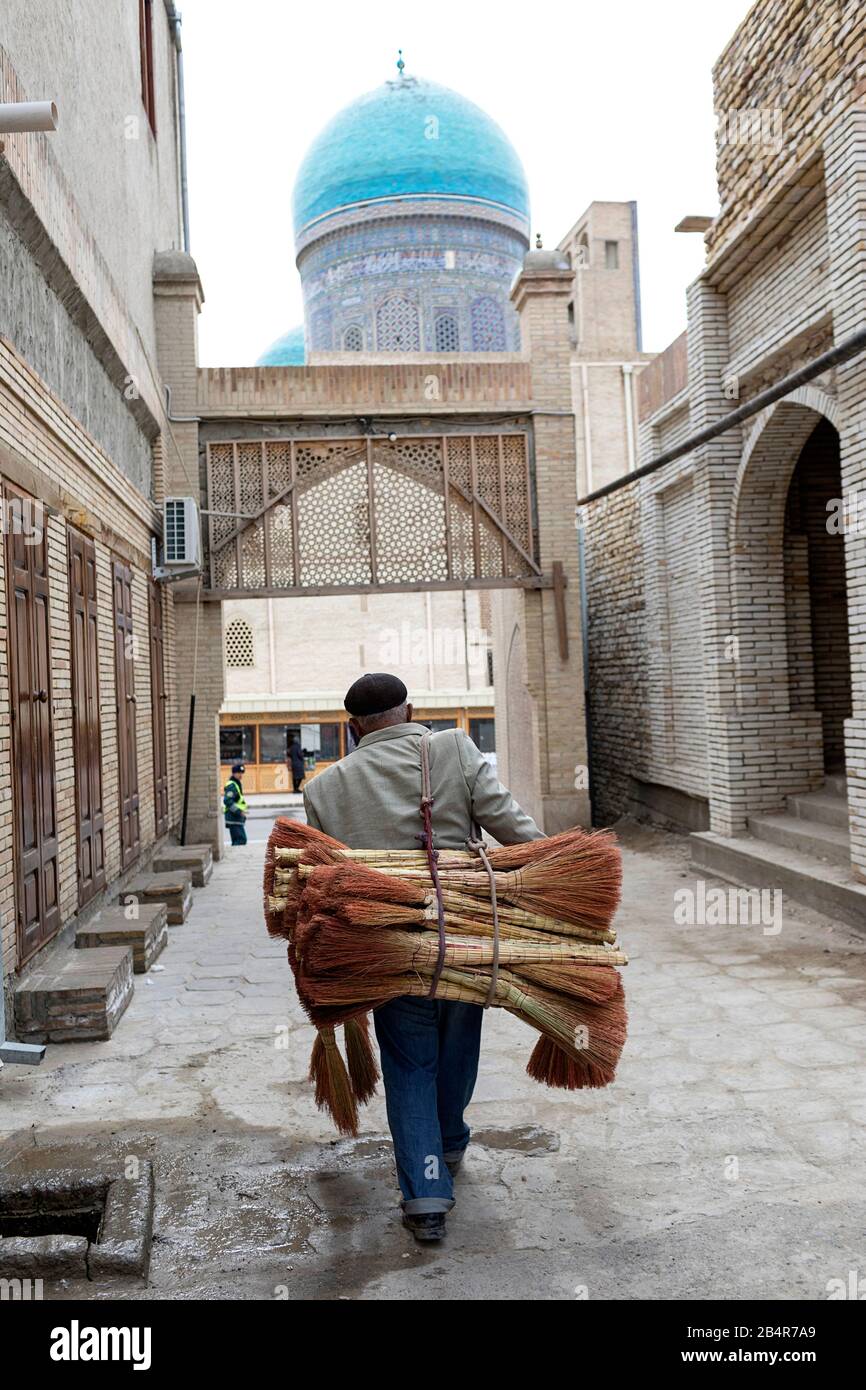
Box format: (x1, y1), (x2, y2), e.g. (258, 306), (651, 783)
(0, 1), (190, 1021)
(582, 0), (866, 922)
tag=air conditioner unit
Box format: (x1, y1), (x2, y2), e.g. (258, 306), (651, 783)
(163, 496), (201, 569)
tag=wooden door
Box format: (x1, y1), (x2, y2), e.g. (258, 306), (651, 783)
(4, 483), (61, 963)
(149, 580), (169, 837)
(113, 560), (140, 868)
(68, 529), (106, 906)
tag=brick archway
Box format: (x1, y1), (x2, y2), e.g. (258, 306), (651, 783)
(729, 399), (829, 714)
(726, 395), (843, 815)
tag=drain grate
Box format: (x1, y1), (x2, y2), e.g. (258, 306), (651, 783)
(0, 1164), (154, 1282)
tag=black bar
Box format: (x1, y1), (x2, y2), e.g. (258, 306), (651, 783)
(180, 692), (195, 846)
(577, 323), (866, 506)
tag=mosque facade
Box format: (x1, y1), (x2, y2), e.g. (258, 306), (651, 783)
(258, 67), (531, 364)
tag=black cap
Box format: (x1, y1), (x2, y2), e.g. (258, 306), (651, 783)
(231, 763), (245, 775)
(344, 672), (408, 717)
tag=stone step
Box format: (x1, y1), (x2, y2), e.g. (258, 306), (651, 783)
(14, 946), (134, 1043)
(786, 790), (850, 829)
(690, 831), (866, 933)
(76, 904), (168, 974)
(121, 870), (192, 924)
(824, 773), (847, 796)
(151, 844), (213, 888)
(747, 812), (851, 867)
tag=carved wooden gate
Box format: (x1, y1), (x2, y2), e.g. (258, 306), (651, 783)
(68, 527), (106, 907)
(113, 560), (140, 869)
(204, 434), (544, 597)
(4, 481), (61, 963)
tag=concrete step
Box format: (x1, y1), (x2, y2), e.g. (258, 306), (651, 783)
(690, 831), (866, 933)
(786, 790), (850, 829)
(121, 871), (192, 924)
(824, 773), (847, 796)
(76, 904), (168, 974)
(748, 812), (851, 867)
(151, 844), (213, 888)
(14, 946), (134, 1043)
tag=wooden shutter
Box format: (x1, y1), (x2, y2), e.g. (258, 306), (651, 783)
(68, 529), (106, 905)
(113, 560), (140, 868)
(149, 580), (169, 837)
(4, 483), (61, 963)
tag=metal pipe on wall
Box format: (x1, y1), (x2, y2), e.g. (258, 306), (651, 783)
(164, 2), (191, 253)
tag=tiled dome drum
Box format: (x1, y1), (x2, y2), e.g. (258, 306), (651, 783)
(277, 73), (531, 358)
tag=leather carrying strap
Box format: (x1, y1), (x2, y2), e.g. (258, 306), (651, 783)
(466, 831), (500, 1008)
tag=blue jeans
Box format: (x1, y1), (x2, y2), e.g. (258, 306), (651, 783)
(226, 819), (247, 845)
(373, 996), (483, 1215)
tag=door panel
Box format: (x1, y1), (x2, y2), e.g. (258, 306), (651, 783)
(5, 483), (61, 963)
(149, 580), (169, 837)
(113, 560), (140, 869)
(68, 528), (106, 906)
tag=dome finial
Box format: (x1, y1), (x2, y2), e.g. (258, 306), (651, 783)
(535, 232), (543, 249)
(396, 49), (405, 77)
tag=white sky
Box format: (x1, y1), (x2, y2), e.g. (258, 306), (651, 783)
(182, 0), (755, 365)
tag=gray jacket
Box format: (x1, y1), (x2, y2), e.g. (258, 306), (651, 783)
(303, 722), (544, 850)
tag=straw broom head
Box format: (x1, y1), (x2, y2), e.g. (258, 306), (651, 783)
(264, 818), (346, 938)
(452, 835), (622, 933)
(308, 1025), (358, 1135)
(305, 861), (429, 908)
(484, 826), (617, 872)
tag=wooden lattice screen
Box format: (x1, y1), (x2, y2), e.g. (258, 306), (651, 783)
(204, 434), (540, 595)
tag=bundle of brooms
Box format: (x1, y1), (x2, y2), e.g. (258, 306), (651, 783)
(263, 818), (627, 1135)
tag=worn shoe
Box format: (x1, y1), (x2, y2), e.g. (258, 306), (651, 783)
(402, 1211), (446, 1243)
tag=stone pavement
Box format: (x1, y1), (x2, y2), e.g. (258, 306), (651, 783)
(1, 822), (864, 1301)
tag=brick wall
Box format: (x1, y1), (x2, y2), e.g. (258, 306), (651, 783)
(583, 484), (646, 824)
(197, 360), (533, 416)
(46, 517), (77, 924)
(708, 0), (866, 260)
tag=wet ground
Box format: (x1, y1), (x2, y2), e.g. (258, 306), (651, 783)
(1, 820), (865, 1300)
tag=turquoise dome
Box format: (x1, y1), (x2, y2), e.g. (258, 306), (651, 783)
(256, 324), (306, 366)
(293, 76), (530, 238)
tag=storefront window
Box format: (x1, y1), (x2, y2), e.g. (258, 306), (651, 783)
(469, 718), (495, 753)
(219, 725), (254, 764)
(259, 724), (290, 763)
(420, 718), (458, 732)
(299, 723), (342, 762)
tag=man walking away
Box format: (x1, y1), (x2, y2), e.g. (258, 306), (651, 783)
(223, 762), (248, 846)
(288, 736), (306, 795)
(304, 673), (544, 1244)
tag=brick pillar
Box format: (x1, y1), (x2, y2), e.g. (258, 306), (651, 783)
(825, 107), (866, 879)
(153, 252), (224, 858)
(684, 279), (748, 836)
(508, 250), (590, 832)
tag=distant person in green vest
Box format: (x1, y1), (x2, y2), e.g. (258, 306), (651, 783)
(288, 736), (306, 795)
(223, 762), (248, 846)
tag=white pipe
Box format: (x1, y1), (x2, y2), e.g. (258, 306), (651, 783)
(622, 364), (636, 473)
(580, 363), (593, 495)
(0, 101), (58, 133)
